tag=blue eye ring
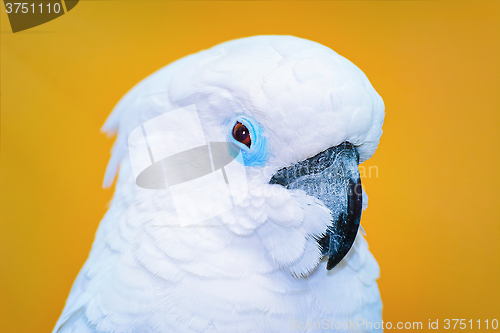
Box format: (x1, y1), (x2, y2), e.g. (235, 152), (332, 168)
(226, 116), (267, 166)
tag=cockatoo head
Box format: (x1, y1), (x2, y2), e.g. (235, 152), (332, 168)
(102, 35), (384, 276)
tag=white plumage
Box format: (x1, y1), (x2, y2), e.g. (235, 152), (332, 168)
(54, 35), (385, 333)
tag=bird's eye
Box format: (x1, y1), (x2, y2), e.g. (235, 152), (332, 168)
(232, 122), (251, 148)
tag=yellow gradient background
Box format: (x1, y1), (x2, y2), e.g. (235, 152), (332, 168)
(1, 1), (499, 332)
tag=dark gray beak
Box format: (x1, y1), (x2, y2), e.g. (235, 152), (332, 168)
(269, 142), (362, 270)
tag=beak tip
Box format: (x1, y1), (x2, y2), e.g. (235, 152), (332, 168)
(326, 255), (342, 270)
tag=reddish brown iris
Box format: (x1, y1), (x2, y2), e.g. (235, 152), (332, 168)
(232, 122), (251, 148)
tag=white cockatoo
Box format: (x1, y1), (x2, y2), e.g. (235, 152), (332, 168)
(54, 35), (384, 333)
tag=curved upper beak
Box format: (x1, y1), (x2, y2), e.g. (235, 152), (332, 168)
(269, 142), (362, 270)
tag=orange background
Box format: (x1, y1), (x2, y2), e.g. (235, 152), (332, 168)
(1, 1), (499, 332)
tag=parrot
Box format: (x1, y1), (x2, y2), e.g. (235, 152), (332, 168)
(53, 35), (385, 333)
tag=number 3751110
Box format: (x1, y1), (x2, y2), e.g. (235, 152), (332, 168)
(444, 319), (498, 330)
(5, 2), (62, 14)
